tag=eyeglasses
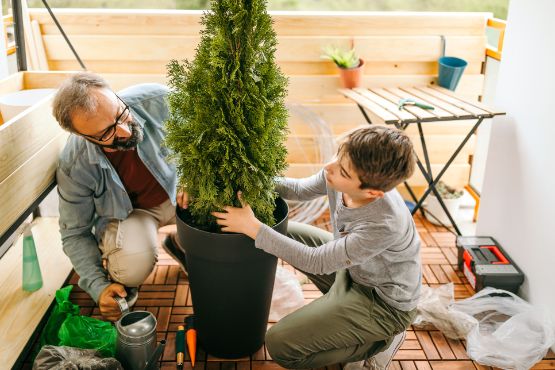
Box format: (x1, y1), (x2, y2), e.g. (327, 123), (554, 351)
(79, 94), (131, 142)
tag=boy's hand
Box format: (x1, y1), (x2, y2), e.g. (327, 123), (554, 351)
(177, 190), (189, 209)
(212, 192), (262, 239)
(98, 282), (127, 321)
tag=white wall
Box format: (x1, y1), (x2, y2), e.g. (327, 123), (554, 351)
(477, 0), (555, 349)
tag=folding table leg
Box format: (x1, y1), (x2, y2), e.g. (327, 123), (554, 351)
(403, 180), (426, 218)
(357, 104), (373, 124)
(411, 117), (485, 234)
(412, 154), (462, 235)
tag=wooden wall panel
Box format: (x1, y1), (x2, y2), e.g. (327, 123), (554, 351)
(41, 35), (485, 64)
(28, 9), (489, 188)
(31, 10), (489, 36)
(47, 60), (482, 76)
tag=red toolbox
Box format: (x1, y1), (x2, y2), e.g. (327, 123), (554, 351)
(456, 236), (524, 293)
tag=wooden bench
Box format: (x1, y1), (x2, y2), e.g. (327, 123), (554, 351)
(0, 71), (75, 368)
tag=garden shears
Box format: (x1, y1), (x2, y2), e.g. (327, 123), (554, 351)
(397, 98), (435, 111)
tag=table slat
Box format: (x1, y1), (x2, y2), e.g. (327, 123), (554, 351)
(416, 86), (491, 117)
(399, 87), (475, 119)
(338, 88), (400, 124)
(430, 85), (504, 115)
(372, 88), (437, 120)
(386, 87), (454, 119)
(353, 88), (415, 122)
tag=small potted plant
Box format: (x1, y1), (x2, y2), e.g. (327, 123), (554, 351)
(321, 45), (365, 88)
(424, 181), (464, 226)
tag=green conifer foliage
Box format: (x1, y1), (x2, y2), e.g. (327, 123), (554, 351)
(165, 0), (288, 231)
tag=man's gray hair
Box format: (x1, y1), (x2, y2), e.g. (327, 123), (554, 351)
(52, 72), (111, 132)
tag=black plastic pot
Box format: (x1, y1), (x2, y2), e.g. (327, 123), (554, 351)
(175, 197), (288, 359)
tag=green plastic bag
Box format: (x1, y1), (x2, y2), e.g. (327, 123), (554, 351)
(38, 285), (117, 357)
(39, 285), (80, 347)
(59, 315), (117, 357)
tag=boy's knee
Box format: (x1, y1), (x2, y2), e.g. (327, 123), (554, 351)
(266, 325), (303, 368)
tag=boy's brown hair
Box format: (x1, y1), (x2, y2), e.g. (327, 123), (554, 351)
(338, 126), (415, 192)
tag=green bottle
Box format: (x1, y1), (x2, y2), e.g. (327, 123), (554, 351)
(22, 225), (43, 292)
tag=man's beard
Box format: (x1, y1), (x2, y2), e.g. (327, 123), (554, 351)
(98, 120), (144, 151)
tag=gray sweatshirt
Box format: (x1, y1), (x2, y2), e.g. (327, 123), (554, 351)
(255, 170), (422, 311)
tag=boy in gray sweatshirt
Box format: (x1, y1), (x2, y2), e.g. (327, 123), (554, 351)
(213, 126), (421, 370)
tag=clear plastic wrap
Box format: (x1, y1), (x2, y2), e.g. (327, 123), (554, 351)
(269, 266), (306, 322)
(415, 284), (555, 369)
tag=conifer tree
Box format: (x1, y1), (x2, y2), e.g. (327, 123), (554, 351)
(165, 0), (289, 231)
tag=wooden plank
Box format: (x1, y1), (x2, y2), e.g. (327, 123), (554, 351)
(400, 361), (418, 370)
(414, 361), (433, 370)
(387, 87), (455, 119)
(353, 88), (415, 121)
(400, 87), (475, 118)
(22, 71), (77, 89)
(338, 88), (400, 124)
(42, 35), (200, 62)
(0, 73), (24, 107)
(415, 331), (441, 360)
(31, 19), (49, 70)
(31, 73), (484, 105)
(429, 86), (505, 115)
(429, 265), (450, 284)
(21, 0), (38, 70)
(372, 87), (437, 120)
(430, 331), (456, 359)
(48, 59), (483, 76)
(0, 96), (64, 182)
(31, 9), (490, 36)
(42, 34), (484, 64)
(416, 86), (491, 117)
(292, 74), (485, 103)
(0, 217), (73, 369)
(0, 133), (67, 237)
(355, 36), (485, 62)
(429, 361), (476, 370)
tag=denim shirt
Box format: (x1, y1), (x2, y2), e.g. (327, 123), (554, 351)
(56, 83), (177, 302)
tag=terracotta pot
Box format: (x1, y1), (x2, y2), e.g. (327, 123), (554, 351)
(338, 58), (364, 88)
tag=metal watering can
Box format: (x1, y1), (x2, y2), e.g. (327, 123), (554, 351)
(115, 296), (166, 370)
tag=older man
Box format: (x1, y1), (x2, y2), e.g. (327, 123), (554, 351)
(53, 72), (186, 321)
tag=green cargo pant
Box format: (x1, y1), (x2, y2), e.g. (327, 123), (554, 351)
(265, 221), (416, 369)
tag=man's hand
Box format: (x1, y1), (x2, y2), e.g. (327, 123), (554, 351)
(212, 192), (262, 239)
(177, 190), (189, 209)
(98, 283), (127, 321)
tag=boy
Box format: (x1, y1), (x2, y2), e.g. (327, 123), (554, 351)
(213, 126), (422, 369)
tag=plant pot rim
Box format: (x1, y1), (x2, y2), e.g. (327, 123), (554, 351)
(176, 196), (288, 239)
(338, 58), (364, 70)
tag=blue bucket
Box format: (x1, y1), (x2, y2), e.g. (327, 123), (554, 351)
(438, 56), (467, 91)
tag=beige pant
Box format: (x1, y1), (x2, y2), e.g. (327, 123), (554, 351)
(99, 199), (176, 287)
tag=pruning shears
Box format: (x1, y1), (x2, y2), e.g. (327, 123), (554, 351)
(398, 98), (435, 111)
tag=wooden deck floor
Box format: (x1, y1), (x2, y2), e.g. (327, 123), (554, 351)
(23, 213), (555, 369)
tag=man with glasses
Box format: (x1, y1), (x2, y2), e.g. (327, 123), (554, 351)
(53, 72), (187, 321)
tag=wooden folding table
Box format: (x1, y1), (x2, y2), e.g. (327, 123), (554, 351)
(339, 85), (505, 235)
